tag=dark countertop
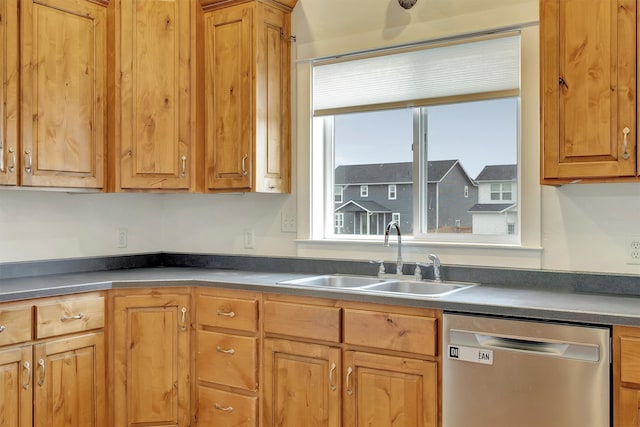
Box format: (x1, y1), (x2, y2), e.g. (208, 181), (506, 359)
(2, 266), (640, 327)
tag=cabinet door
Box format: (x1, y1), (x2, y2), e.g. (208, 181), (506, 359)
(0, 346), (32, 427)
(112, 293), (190, 427)
(33, 332), (105, 427)
(343, 351), (437, 427)
(205, 4), (253, 190)
(117, 0), (192, 190)
(541, 0), (637, 181)
(263, 338), (341, 427)
(254, 3), (291, 193)
(0, 0), (19, 186)
(21, 0), (107, 189)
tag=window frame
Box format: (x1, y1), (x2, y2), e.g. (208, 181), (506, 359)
(360, 185), (368, 197)
(388, 184), (397, 200)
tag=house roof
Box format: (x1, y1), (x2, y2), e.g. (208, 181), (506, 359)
(334, 160), (465, 184)
(475, 164), (517, 182)
(335, 200), (392, 213)
(468, 203), (516, 213)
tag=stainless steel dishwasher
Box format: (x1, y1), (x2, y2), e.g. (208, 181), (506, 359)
(442, 313), (610, 427)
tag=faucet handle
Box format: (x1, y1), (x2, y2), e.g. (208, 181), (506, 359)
(369, 260), (385, 276)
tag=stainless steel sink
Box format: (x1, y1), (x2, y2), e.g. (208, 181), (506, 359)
(278, 274), (477, 298)
(278, 274), (386, 288)
(362, 280), (476, 298)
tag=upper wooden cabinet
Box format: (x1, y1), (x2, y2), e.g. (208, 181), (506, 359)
(108, 0), (196, 191)
(0, 0), (19, 186)
(203, 0), (294, 193)
(11, 0), (108, 189)
(540, 0), (637, 183)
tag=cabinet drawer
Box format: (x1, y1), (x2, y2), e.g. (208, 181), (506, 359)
(264, 300), (340, 342)
(199, 295), (258, 331)
(35, 296), (105, 339)
(621, 335), (640, 383)
(198, 330), (257, 390)
(198, 386), (257, 427)
(343, 309), (437, 356)
(0, 307), (32, 346)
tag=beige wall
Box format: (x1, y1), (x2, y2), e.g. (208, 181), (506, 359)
(2, 0), (640, 278)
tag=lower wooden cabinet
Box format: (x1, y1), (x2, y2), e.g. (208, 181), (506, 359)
(0, 345), (32, 427)
(615, 325), (640, 426)
(263, 338), (342, 427)
(34, 332), (105, 427)
(343, 351), (437, 427)
(198, 386), (258, 426)
(111, 290), (191, 427)
(263, 295), (440, 427)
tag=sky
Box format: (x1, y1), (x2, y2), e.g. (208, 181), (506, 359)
(334, 98), (518, 179)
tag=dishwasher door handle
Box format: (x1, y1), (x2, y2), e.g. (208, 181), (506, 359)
(451, 330), (601, 362)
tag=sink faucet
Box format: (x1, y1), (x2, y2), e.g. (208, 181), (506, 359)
(428, 253), (441, 282)
(384, 221), (403, 275)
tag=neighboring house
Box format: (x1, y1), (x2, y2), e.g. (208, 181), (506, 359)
(469, 164), (518, 235)
(334, 160), (477, 235)
(425, 160), (478, 233)
(334, 162), (413, 235)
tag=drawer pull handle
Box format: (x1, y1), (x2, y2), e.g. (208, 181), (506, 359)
(37, 359), (45, 386)
(216, 309), (235, 318)
(24, 149), (32, 175)
(215, 403), (234, 412)
(8, 147), (15, 173)
(346, 367), (353, 396)
(181, 155), (187, 177)
(180, 307), (188, 332)
(0, 325), (5, 333)
(216, 346), (235, 355)
(23, 361), (31, 390)
(329, 362), (337, 391)
(60, 312), (84, 322)
(241, 154), (248, 176)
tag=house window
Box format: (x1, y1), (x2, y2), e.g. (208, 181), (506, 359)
(507, 223), (516, 235)
(392, 213), (401, 223)
(335, 213), (344, 230)
(313, 32), (521, 243)
(334, 186), (343, 203)
(491, 183), (513, 201)
(388, 184), (397, 200)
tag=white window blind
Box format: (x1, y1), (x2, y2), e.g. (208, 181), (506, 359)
(313, 33), (520, 115)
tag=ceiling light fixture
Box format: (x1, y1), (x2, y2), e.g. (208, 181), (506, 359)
(398, 0), (418, 9)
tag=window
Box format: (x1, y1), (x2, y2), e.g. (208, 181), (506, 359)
(392, 213), (401, 223)
(335, 213), (344, 230)
(491, 183), (513, 201)
(314, 32), (521, 243)
(334, 186), (343, 204)
(388, 184), (397, 200)
(507, 223), (516, 235)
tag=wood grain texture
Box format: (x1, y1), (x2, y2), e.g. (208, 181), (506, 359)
(198, 294), (258, 331)
(615, 325), (640, 427)
(200, 0), (299, 12)
(343, 309), (437, 356)
(33, 332), (105, 427)
(198, 386), (257, 427)
(0, 345), (33, 427)
(343, 351), (437, 427)
(112, 292), (190, 427)
(204, 1), (291, 192)
(0, 307), (33, 347)
(116, 0), (193, 190)
(198, 330), (257, 390)
(263, 300), (341, 342)
(540, 0), (637, 181)
(21, 0), (107, 189)
(35, 295), (104, 339)
(263, 338), (341, 427)
(0, 0), (19, 186)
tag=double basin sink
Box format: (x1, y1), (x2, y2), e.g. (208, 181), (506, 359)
(278, 274), (477, 299)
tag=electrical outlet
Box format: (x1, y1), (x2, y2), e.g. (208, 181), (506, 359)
(626, 237), (640, 264)
(281, 212), (297, 233)
(117, 228), (128, 248)
(244, 229), (255, 249)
